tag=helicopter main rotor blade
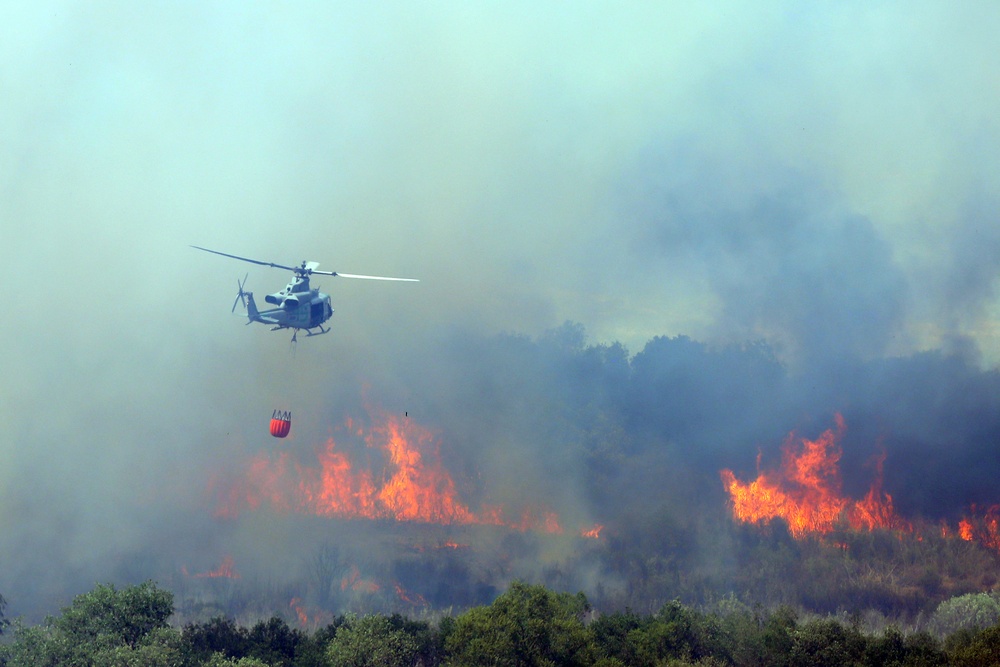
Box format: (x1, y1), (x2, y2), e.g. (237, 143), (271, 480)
(191, 245), (299, 273)
(193, 245), (418, 281)
(328, 272), (419, 282)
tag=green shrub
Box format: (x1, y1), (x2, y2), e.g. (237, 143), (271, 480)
(930, 593), (1000, 636)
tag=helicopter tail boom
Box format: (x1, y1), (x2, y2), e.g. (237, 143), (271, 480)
(245, 292), (261, 323)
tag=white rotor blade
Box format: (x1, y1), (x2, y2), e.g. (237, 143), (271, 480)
(333, 272), (419, 282)
(190, 245), (299, 272)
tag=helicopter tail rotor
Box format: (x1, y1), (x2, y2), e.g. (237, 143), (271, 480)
(232, 273), (249, 313)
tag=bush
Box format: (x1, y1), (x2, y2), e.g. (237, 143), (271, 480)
(444, 581), (592, 667)
(183, 616), (250, 663)
(788, 618), (866, 667)
(325, 614), (420, 667)
(0, 581), (179, 667)
(948, 624), (1000, 667)
(930, 593), (1000, 636)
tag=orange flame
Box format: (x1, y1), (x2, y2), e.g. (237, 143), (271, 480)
(581, 524), (604, 539)
(371, 413), (478, 524)
(288, 597), (332, 629)
(212, 405), (562, 532)
(720, 415), (908, 537)
(957, 506), (1000, 552)
(721, 415), (1000, 556)
(186, 555), (241, 579)
(394, 582), (428, 606)
(289, 597), (308, 626)
(341, 565), (380, 593)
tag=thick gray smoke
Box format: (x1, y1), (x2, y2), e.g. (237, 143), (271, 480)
(3, 3), (1000, 621)
(623, 150), (909, 366)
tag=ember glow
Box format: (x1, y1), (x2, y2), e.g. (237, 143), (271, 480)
(212, 405), (563, 533)
(720, 415), (908, 537)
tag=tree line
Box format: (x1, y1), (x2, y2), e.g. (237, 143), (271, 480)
(4, 580), (1000, 666)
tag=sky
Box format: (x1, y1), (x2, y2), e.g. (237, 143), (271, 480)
(3, 2), (1000, 618)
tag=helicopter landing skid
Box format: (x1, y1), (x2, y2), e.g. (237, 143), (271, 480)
(288, 325), (329, 343)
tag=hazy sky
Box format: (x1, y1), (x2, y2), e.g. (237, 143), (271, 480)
(3, 2), (1000, 616)
(4, 3), (1000, 357)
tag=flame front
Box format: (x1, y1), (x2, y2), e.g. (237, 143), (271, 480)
(721, 415), (1000, 558)
(720, 415), (906, 537)
(213, 406), (562, 532)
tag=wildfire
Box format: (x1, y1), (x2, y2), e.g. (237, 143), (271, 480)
(289, 597), (308, 626)
(720, 415), (1000, 559)
(394, 582), (429, 607)
(289, 597), (333, 629)
(184, 555), (241, 579)
(957, 505), (1000, 552)
(720, 415), (909, 537)
(212, 405), (563, 533)
(341, 565), (380, 593)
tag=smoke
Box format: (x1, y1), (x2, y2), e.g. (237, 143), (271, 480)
(623, 150), (909, 366)
(3, 2), (1000, 620)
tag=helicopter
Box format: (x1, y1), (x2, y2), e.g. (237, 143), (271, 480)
(192, 245), (418, 341)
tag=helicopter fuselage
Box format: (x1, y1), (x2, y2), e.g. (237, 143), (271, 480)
(252, 276), (333, 332)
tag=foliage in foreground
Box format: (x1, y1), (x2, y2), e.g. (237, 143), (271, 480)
(7, 580), (1000, 666)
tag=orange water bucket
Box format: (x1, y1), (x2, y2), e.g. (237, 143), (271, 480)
(270, 409), (291, 438)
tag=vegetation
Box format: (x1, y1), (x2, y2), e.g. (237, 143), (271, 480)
(8, 331), (1000, 663)
(7, 580), (1000, 666)
(1, 582), (179, 666)
(443, 581), (593, 667)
